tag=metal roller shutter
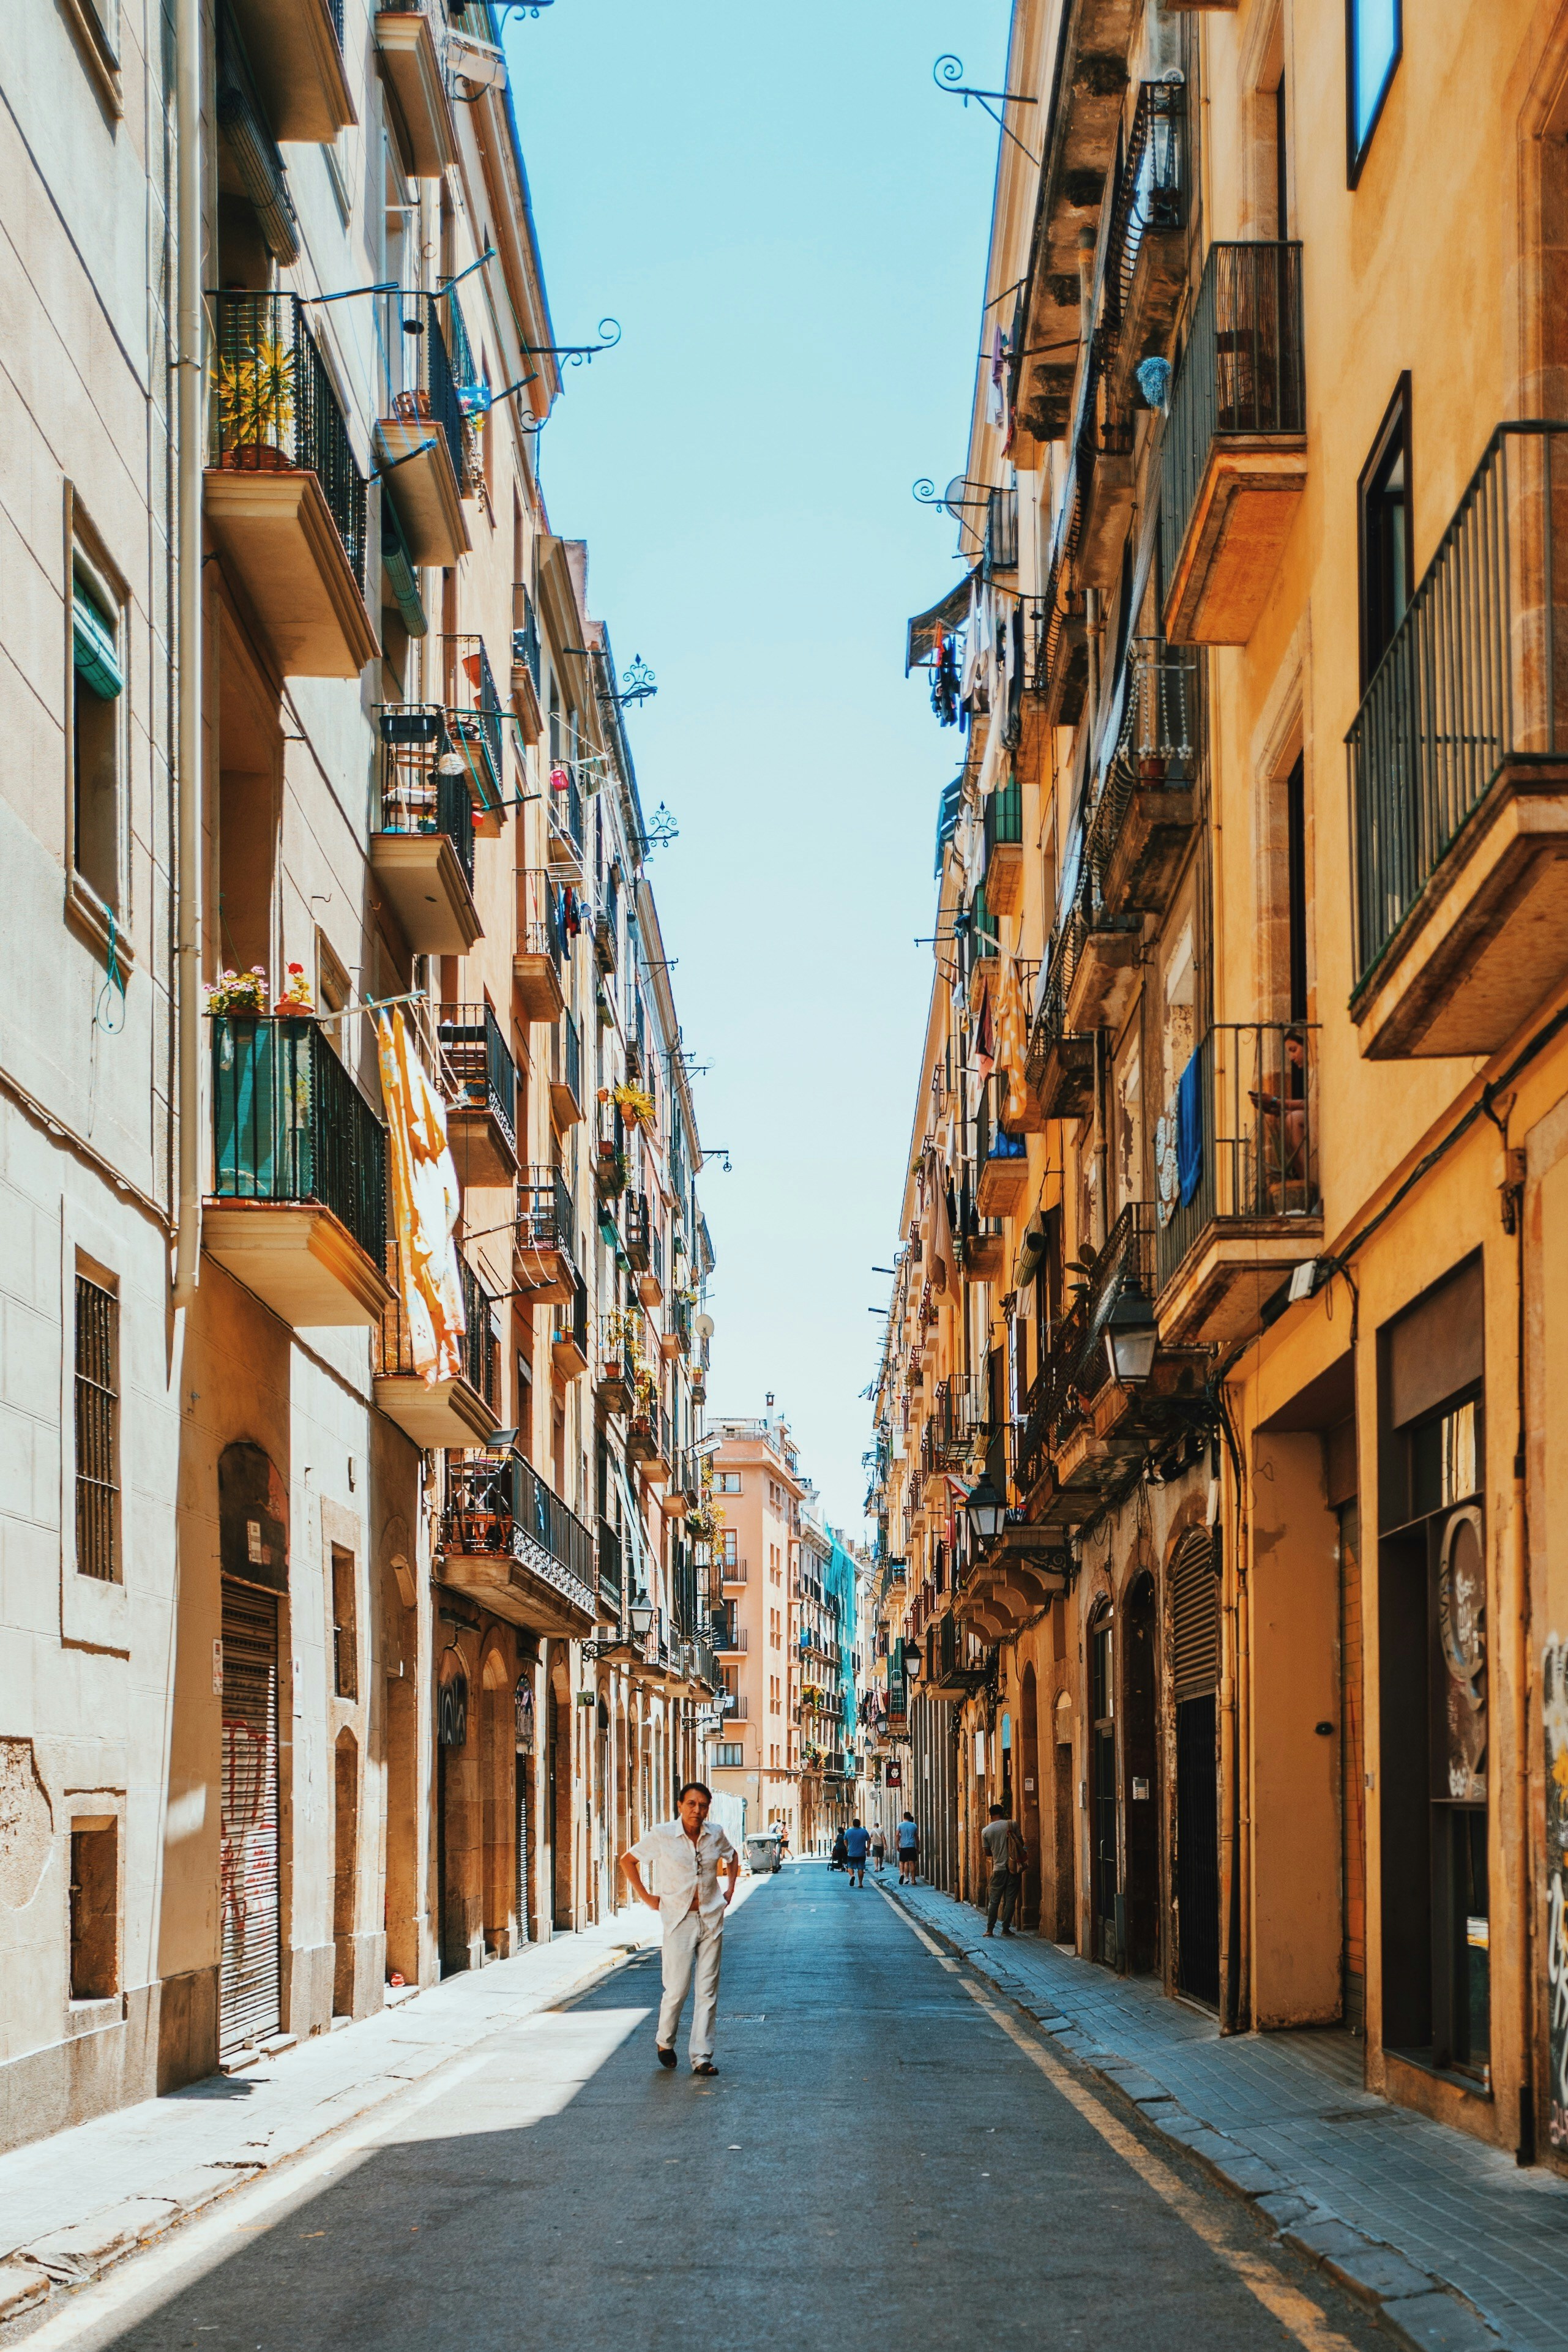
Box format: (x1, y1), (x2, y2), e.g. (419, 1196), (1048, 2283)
(220, 1581), (282, 2051)
(1171, 1528), (1219, 1701)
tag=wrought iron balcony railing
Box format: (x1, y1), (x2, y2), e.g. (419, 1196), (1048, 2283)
(624, 1189), (651, 1269)
(444, 1451), (596, 1615)
(512, 584), (542, 689)
(547, 762), (584, 857)
(518, 1164), (575, 1261)
(920, 1374), (988, 1478)
(597, 1516), (624, 1621)
(984, 773), (1022, 859)
(378, 1244), (496, 1402)
(985, 485), (1018, 575)
(376, 704), (475, 887)
(438, 1001), (517, 1155)
(211, 1015), (386, 1264)
(210, 291), (367, 587)
(1154, 1023), (1320, 1293)
(375, 290), (465, 485)
(1160, 242), (1305, 594)
(1349, 422), (1568, 985)
(1105, 78), (1189, 337)
(442, 634), (504, 809)
(1016, 1203), (1156, 1494)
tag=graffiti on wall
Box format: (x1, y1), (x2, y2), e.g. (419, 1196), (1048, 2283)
(1544, 1633), (1568, 2148)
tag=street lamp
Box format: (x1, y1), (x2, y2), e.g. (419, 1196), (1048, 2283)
(628, 1600), (655, 1640)
(903, 1643), (922, 1684)
(1104, 1288), (1159, 1386)
(964, 1469), (1005, 1546)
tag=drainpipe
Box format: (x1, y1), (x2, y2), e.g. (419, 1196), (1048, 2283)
(172, 0), (204, 1309)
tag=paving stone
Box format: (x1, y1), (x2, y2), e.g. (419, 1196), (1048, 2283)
(1378, 2290), (1506, 2351)
(1099, 2064), (1169, 2102)
(147, 2164), (261, 2218)
(0, 2260), (50, 2320)
(23, 2199), (179, 2282)
(1255, 2192), (1324, 2232)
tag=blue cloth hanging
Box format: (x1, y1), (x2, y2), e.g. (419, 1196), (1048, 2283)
(1176, 1043), (1203, 1208)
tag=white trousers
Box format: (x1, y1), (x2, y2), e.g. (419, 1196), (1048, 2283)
(658, 1906), (723, 2063)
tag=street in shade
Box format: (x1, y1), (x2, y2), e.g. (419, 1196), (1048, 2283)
(31, 1867), (1387, 2352)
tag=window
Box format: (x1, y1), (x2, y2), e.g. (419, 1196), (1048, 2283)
(70, 548), (126, 920)
(74, 1270), (119, 1582)
(769, 1675), (781, 1715)
(1359, 379), (1411, 688)
(332, 1545), (358, 1700)
(69, 1820), (119, 1999)
(716, 1471), (741, 1495)
(1285, 754), (1309, 1022)
(714, 1742), (744, 1769)
(1347, 0), (1401, 184)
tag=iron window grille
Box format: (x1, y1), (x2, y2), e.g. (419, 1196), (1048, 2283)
(74, 1274), (119, 1581)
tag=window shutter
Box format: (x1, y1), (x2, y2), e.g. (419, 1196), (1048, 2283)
(73, 584), (122, 700)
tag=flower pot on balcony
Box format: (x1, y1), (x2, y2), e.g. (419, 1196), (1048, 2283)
(220, 444), (293, 472)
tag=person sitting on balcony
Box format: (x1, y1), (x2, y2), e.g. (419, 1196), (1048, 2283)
(1249, 1025), (1308, 1184)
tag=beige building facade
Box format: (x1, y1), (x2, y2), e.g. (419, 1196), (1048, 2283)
(870, 0), (1568, 2166)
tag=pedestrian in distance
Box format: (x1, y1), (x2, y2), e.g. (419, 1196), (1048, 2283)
(621, 1780), (739, 2077)
(843, 1819), (871, 1886)
(981, 1799), (1025, 1937)
(895, 1810), (920, 1884)
(830, 1826), (849, 1872)
(872, 1829), (886, 1876)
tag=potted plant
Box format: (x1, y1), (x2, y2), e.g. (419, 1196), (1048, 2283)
(206, 966), (269, 1016)
(272, 962), (313, 1018)
(216, 330), (296, 469)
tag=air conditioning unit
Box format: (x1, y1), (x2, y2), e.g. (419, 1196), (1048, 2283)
(447, 32), (506, 92)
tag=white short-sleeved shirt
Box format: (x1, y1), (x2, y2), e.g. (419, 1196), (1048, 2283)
(627, 1817), (738, 1927)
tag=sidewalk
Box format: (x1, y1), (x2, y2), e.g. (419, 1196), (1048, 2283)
(892, 1881), (1568, 2352)
(0, 1909), (662, 2325)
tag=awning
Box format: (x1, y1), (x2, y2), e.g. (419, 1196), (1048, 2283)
(906, 567), (979, 675)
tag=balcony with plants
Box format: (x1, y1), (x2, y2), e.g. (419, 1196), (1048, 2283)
(373, 1), (457, 179)
(550, 1264), (590, 1378)
(370, 706), (480, 956)
(545, 758), (586, 884)
(229, 0), (353, 143)
(441, 633), (507, 832)
(1348, 422), (1568, 1058)
(515, 1165), (577, 1304)
(204, 990), (392, 1327)
(595, 1310), (638, 1414)
(438, 1001), (518, 1188)
(514, 870), (567, 1025)
(375, 1246), (499, 1449)
(441, 1447), (601, 1636)
(1154, 1021), (1322, 1341)
(1085, 640), (1200, 919)
(206, 291), (377, 679)
(1160, 240), (1306, 644)
(627, 1380), (671, 1484)
(374, 291), (469, 567)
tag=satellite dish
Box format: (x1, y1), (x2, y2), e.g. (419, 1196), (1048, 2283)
(694, 1313), (715, 1343)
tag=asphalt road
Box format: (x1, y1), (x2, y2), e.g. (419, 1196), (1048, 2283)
(34, 1863), (1388, 2351)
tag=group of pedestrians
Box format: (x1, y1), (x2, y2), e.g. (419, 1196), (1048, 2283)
(827, 1810), (924, 1885)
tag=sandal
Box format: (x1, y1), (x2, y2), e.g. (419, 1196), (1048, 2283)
(691, 2061), (719, 2077)
(656, 2044), (677, 2070)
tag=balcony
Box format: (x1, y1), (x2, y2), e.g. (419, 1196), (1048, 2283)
(515, 1166), (576, 1304)
(1155, 1023), (1322, 1341)
(594, 903), (619, 977)
(370, 706), (480, 955)
(720, 1555), (747, 1583)
(205, 1015), (392, 1326)
(374, 2), (455, 177)
(1026, 954), (1094, 1125)
(546, 763), (586, 884)
(714, 1619), (747, 1654)
(228, 0), (353, 142)
(624, 1189), (651, 1272)
(438, 1004), (517, 1189)
(551, 1014), (584, 1129)
(975, 1078), (1029, 1218)
(375, 293), (469, 567)
(1059, 872), (1142, 1036)
(206, 293), (377, 679)
(551, 1266), (590, 1378)
(1160, 242), (1305, 645)
(662, 1294), (691, 1364)
(513, 873), (566, 1025)
(985, 486), (1018, 575)
(1348, 423), (1568, 1057)
(510, 586), (543, 743)
(1103, 81), (1189, 417)
(983, 774), (1023, 917)
(442, 635), (506, 832)
(1088, 641), (1200, 917)
(920, 1374), (987, 1479)
(628, 1400), (671, 1484)
(597, 1517), (624, 1624)
(1072, 346), (1137, 594)
(595, 1314), (636, 1414)
(441, 1452), (600, 1636)
(641, 1225), (665, 1315)
(375, 1248), (499, 1449)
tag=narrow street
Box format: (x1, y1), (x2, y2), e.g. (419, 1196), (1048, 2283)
(18, 1868), (1386, 2352)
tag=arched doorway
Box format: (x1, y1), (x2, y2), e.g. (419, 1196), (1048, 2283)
(436, 1648), (474, 1975)
(479, 1648), (511, 1958)
(1123, 1571), (1159, 1976)
(1053, 1689), (1075, 1940)
(1171, 1528), (1220, 2006)
(1089, 1604), (1118, 1967)
(1020, 1667), (1041, 1929)
(332, 1728), (359, 2017)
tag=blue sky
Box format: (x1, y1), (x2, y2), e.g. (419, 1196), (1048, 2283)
(504, 0), (1009, 1534)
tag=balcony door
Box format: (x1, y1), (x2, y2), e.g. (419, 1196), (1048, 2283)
(1089, 1611), (1119, 1967)
(1171, 1528), (1220, 2005)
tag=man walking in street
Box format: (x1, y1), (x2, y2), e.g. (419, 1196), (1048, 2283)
(843, 1819), (870, 1886)
(895, 1810), (920, 1884)
(981, 1799), (1025, 1937)
(621, 1780), (739, 2077)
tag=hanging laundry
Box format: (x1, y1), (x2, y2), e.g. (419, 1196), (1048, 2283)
(988, 324), (1008, 430)
(996, 954), (1030, 1127)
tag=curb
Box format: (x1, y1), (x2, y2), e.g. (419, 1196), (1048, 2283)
(886, 1893), (1507, 2352)
(0, 1931), (655, 2331)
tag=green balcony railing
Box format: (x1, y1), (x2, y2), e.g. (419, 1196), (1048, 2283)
(211, 1016), (386, 1264)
